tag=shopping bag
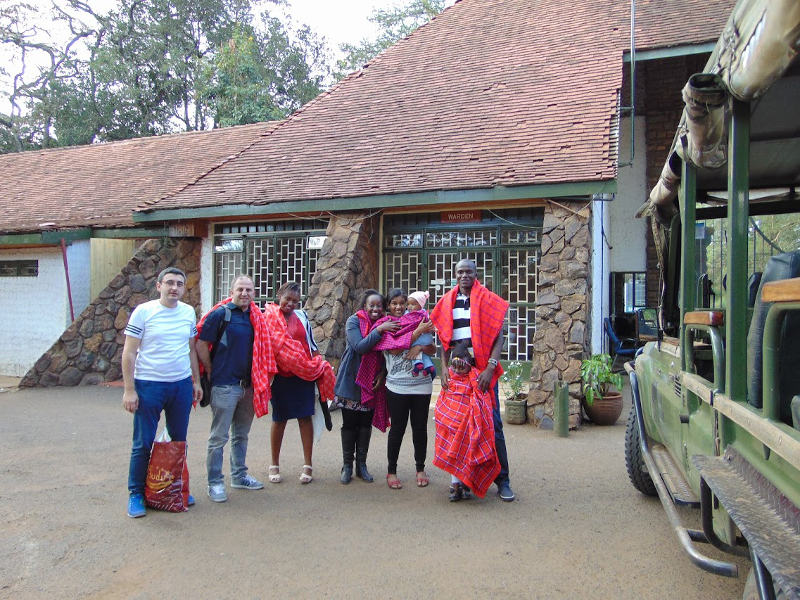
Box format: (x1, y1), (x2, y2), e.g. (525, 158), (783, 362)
(145, 429), (190, 512)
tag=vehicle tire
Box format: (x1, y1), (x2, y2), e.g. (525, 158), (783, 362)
(742, 567), (787, 600)
(624, 406), (657, 496)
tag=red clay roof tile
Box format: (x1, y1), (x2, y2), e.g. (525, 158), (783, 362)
(0, 123), (277, 234)
(143, 0), (735, 215)
(2, 0), (736, 231)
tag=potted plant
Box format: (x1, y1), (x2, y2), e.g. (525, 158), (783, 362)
(580, 353), (624, 425)
(500, 361), (528, 424)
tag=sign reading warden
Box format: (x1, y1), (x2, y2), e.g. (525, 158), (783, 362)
(441, 210), (481, 223)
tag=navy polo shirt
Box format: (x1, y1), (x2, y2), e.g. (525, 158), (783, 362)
(199, 302), (254, 386)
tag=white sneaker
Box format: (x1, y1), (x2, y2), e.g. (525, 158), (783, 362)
(231, 474), (264, 490)
(208, 483), (227, 502)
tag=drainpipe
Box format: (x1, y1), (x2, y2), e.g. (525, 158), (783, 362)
(619, 0), (636, 167)
(61, 238), (75, 322)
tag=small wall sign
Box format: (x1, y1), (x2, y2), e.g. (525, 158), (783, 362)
(307, 235), (327, 250)
(440, 210), (481, 223)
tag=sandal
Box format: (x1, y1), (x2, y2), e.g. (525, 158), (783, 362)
(268, 465), (281, 484)
(416, 471), (429, 487)
(299, 465), (313, 484)
(386, 474), (403, 489)
(449, 483), (464, 502)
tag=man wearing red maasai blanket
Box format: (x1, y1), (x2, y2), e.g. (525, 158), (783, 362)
(430, 258), (515, 502)
(196, 275), (276, 503)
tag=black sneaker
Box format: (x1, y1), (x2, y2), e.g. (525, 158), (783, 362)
(497, 481), (515, 502)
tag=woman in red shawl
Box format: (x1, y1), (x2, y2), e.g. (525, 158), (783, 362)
(263, 282), (335, 485)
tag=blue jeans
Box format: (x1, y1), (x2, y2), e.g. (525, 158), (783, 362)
(127, 377), (193, 494)
(207, 384), (254, 486)
(492, 383), (511, 486)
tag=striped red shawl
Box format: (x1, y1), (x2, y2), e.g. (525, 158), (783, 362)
(353, 310), (393, 432)
(196, 298), (277, 418)
(429, 280), (509, 392)
(433, 367), (500, 497)
(263, 303), (335, 405)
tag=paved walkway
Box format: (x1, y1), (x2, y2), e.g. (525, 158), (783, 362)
(0, 383), (748, 599)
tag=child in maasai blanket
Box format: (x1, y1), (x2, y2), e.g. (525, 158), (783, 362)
(406, 291), (436, 379)
(433, 340), (500, 502)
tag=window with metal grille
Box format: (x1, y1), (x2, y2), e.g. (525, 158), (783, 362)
(383, 208), (542, 361)
(213, 219), (328, 304)
(0, 260), (38, 277)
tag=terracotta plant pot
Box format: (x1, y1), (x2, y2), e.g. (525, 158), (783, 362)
(582, 390), (623, 425)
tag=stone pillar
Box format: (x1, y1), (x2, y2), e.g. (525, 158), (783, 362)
(527, 201), (590, 428)
(305, 213), (380, 366)
(21, 238), (201, 387)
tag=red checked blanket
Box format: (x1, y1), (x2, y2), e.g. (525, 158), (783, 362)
(433, 368), (500, 498)
(263, 303), (336, 406)
(197, 298), (277, 418)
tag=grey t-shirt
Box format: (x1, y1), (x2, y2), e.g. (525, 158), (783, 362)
(384, 349), (434, 395)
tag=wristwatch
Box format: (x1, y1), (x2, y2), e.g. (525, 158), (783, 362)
(488, 358), (499, 368)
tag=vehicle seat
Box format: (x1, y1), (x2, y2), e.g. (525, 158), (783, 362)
(747, 272), (762, 308)
(605, 317), (638, 372)
(747, 251), (800, 426)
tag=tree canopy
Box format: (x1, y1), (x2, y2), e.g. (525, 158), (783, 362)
(1, 0), (329, 152)
(1, 0), (450, 153)
(335, 0), (446, 80)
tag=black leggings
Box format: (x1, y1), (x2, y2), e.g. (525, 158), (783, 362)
(386, 389), (431, 474)
(341, 407), (374, 431)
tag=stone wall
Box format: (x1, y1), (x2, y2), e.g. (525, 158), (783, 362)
(21, 238), (201, 387)
(527, 201), (591, 428)
(305, 213), (380, 365)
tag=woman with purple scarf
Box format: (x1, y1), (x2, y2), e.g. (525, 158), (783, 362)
(357, 288), (436, 489)
(333, 290), (398, 484)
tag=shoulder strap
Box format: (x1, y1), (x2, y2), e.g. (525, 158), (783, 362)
(209, 306), (232, 362)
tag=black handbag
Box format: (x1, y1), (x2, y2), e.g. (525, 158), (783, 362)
(199, 374), (212, 407)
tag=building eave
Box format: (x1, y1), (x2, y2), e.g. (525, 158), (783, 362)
(133, 180), (617, 223)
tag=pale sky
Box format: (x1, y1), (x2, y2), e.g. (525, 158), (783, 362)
(21, 0), (391, 54)
(2, 0), (450, 116)
(286, 0), (384, 52)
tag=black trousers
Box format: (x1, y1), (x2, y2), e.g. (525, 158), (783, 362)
(386, 389), (431, 474)
(341, 407), (374, 431)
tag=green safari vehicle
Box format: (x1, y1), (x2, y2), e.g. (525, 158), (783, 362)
(626, 1), (800, 598)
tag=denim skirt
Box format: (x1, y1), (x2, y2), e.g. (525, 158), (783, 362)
(270, 375), (316, 422)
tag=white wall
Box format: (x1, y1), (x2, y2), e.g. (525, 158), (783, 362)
(609, 116), (648, 272)
(0, 248), (68, 376)
(66, 239), (91, 318)
(200, 232), (214, 313)
(591, 199), (611, 354)
(591, 116), (648, 354)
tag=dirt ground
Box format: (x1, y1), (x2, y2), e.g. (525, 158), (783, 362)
(0, 382), (749, 599)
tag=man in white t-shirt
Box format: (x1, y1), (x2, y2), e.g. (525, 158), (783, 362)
(122, 267), (202, 518)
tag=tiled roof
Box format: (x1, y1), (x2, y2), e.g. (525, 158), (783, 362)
(0, 122), (277, 234)
(143, 0), (735, 215)
(632, 0), (737, 50)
